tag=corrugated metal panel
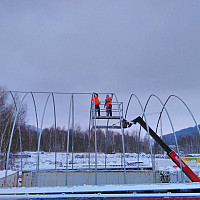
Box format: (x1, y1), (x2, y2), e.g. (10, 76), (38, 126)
(0, 171), (18, 187)
(22, 171), (160, 187)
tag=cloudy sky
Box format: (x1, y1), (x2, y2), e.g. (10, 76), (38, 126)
(1, 1), (200, 133)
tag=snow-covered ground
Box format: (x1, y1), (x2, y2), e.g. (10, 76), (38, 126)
(11, 152), (160, 171)
(1, 152), (200, 196)
(9, 151), (194, 172)
(5, 151), (200, 185)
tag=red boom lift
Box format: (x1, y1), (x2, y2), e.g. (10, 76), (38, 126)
(124, 116), (200, 182)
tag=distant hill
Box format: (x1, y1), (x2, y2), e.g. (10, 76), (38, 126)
(26, 125), (42, 133)
(163, 125), (200, 145)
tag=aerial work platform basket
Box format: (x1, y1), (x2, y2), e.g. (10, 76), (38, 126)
(90, 100), (124, 130)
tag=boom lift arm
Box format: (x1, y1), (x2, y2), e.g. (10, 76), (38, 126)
(124, 116), (200, 182)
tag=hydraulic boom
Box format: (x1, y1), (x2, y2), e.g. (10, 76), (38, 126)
(130, 116), (200, 182)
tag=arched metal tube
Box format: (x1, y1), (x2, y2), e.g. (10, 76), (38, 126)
(0, 91), (23, 172)
(30, 92), (39, 138)
(2, 91), (39, 186)
(9, 91), (23, 171)
(36, 93), (51, 171)
(4, 92), (29, 187)
(145, 94), (184, 182)
(154, 94), (200, 182)
(124, 94), (155, 183)
(163, 95), (200, 138)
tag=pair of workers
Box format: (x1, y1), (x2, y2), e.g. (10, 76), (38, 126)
(91, 93), (113, 116)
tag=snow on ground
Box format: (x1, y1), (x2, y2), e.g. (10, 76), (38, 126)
(2, 182), (200, 197)
(10, 152), (174, 171)
(5, 151), (200, 185)
(2, 182), (200, 194)
(2, 152), (200, 195)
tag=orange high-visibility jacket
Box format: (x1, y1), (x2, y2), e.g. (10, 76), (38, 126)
(105, 97), (112, 107)
(92, 96), (100, 105)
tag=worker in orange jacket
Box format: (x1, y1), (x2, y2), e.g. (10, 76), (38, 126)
(104, 94), (113, 116)
(92, 93), (100, 116)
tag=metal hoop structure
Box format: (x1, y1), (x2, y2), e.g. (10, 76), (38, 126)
(1, 90), (200, 187)
(125, 94), (155, 183)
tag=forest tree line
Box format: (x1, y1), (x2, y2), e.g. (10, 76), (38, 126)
(1, 86), (200, 155)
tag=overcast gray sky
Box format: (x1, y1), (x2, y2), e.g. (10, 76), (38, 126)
(1, 1), (200, 133)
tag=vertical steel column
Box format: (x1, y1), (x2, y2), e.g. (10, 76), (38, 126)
(105, 119), (109, 169)
(92, 93), (98, 185)
(71, 94), (74, 170)
(88, 99), (93, 170)
(113, 93), (126, 184)
(52, 93), (57, 170)
(160, 115), (163, 154)
(66, 94), (72, 185)
(18, 124), (22, 171)
(137, 126), (141, 170)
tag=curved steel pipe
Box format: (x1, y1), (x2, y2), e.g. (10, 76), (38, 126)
(0, 91), (23, 171)
(124, 94), (155, 182)
(146, 94), (184, 182)
(163, 95), (200, 137)
(30, 92), (39, 137)
(4, 92), (29, 187)
(9, 91), (23, 171)
(154, 94), (200, 182)
(2, 91), (39, 187)
(36, 93), (51, 171)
